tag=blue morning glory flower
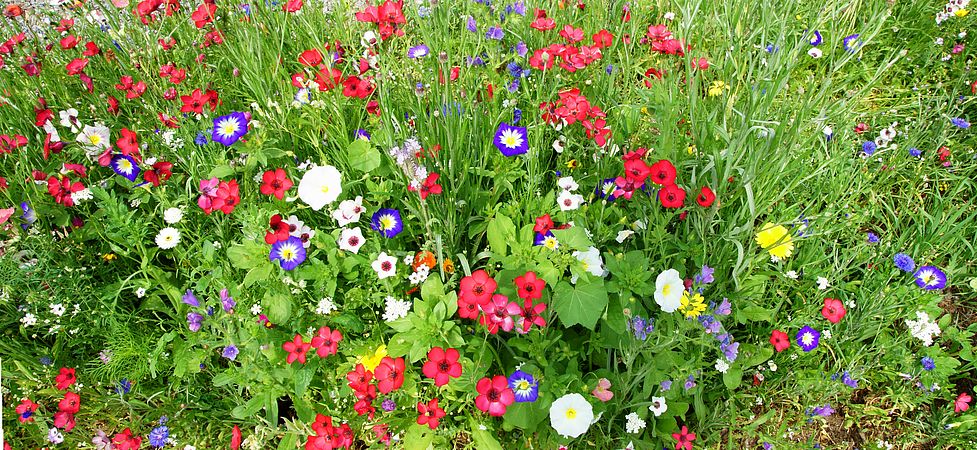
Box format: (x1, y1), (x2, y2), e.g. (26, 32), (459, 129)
(493, 122), (528, 156)
(408, 44), (430, 59)
(111, 154), (141, 181)
(211, 112), (249, 146)
(796, 326), (821, 352)
(355, 129), (371, 141)
(809, 30), (823, 46)
(371, 208), (404, 238)
(270, 236), (307, 270)
(507, 370), (539, 402)
(914, 266), (947, 290)
(843, 34), (862, 52)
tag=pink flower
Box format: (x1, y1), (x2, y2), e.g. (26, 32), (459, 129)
(592, 377), (613, 402)
(479, 294), (520, 334)
(955, 392), (971, 413)
(475, 375), (515, 416)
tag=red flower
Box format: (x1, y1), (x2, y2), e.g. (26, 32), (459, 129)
(314, 67), (342, 91)
(519, 299), (547, 333)
(342, 75), (375, 98)
(143, 161), (173, 187)
(559, 25), (584, 43)
(695, 186), (716, 207)
(514, 271), (545, 300)
(457, 293), (480, 320)
(658, 184), (686, 209)
(769, 330), (790, 352)
(416, 398), (446, 429)
(529, 48), (557, 70)
(592, 29), (613, 48)
(180, 88), (209, 114)
(0, 134), (27, 154)
(374, 356), (405, 394)
(533, 214), (555, 234)
(112, 428), (143, 450)
(821, 298), (847, 324)
(530, 16), (556, 31)
(854, 122), (869, 134)
(230, 425), (242, 450)
(58, 391), (81, 414)
(422, 347), (462, 387)
(299, 48), (323, 66)
(116, 128), (139, 156)
(624, 159), (651, 183)
(459, 269), (497, 306)
(408, 172), (443, 200)
(83, 41), (101, 56)
(15, 399), (38, 423)
(53, 411), (76, 431)
(671, 425), (696, 450)
(107, 96), (120, 115)
(208, 180), (241, 215)
(191, 2), (216, 28)
(260, 168), (293, 200)
(282, 334), (312, 364)
(265, 214), (291, 244)
(54, 367), (76, 390)
(353, 384), (378, 418)
(311, 326), (342, 358)
(649, 159), (677, 186)
(475, 375), (515, 416)
(346, 363), (373, 392)
(283, 0), (302, 12)
(646, 24), (672, 41)
(60, 35), (79, 49)
(956, 392), (972, 413)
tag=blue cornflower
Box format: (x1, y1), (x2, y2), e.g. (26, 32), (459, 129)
(148, 425), (169, 448)
(951, 117), (970, 129)
(507, 370), (539, 402)
(893, 253), (915, 272)
(194, 132), (208, 145)
(466, 16), (477, 33)
(867, 232), (879, 244)
(862, 141), (877, 155)
(909, 147), (921, 157)
(921, 356), (935, 371)
(20, 202), (36, 230)
(39, 356), (53, 365)
(117, 378), (132, 394)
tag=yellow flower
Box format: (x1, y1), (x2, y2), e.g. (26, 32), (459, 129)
(686, 144), (697, 155)
(360, 345), (388, 372)
(442, 258), (455, 274)
(679, 291), (706, 318)
(566, 159), (580, 170)
(955, 8), (968, 17)
(708, 81), (728, 97)
(755, 223), (794, 259)
(102, 253), (117, 262)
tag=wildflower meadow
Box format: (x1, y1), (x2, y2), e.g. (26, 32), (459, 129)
(1, 0), (977, 448)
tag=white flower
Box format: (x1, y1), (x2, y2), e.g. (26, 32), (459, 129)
(316, 297), (337, 315)
(571, 247), (606, 283)
(549, 393), (594, 438)
(372, 252), (398, 279)
(615, 230), (635, 243)
(936, 37), (945, 45)
(135, 287), (147, 298)
(250, 304), (262, 315)
(163, 207), (184, 224)
(67, 188), (92, 205)
(768, 360), (778, 372)
(823, 329), (832, 340)
(822, 126), (833, 138)
(648, 396), (667, 416)
(552, 138), (565, 153)
(816, 276), (830, 290)
(21, 312), (37, 327)
(556, 190), (584, 211)
(715, 358), (730, 373)
(76, 123), (111, 156)
(59, 108), (80, 132)
(50, 303), (66, 316)
(664, 11), (675, 20)
(332, 196), (365, 226)
(298, 165), (343, 210)
(807, 48), (823, 58)
(785, 270), (798, 280)
(557, 176), (579, 192)
(382, 296), (412, 322)
(654, 269), (683, 313)
(155, 227), (181, 250)
(361, 30), (379, 47)
(624, 412), (646, 434)
(48, 428), (65, 444)
(906, 311), (941, 346)
(337, 227), (366, 253)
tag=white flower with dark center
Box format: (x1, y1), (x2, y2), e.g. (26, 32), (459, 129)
(338, 227), (365, 254)
(50, 303), (66, 316)
(155, 227), (181, 250)
(372, 252), (397, 279)
(332, 196), (365, 226)
(557, 176), (579, 192)
(557, 190), (584, 211)
(648, 396), (667, 416)
(21, 313), (37, 327)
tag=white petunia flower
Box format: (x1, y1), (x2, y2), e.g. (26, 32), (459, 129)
(571, 246), (606, 283)
(654, 269), (683, 313)
(549, 393), (594, 438)
(298, 165), (343, 210)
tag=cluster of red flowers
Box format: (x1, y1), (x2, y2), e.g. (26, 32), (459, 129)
(304, 414), (353, 450)
(354, 0), (406, 41)
(15, 368), (82, 434)
(612, 149), (716, 211)
(457, 269), (548, 334)
(197, 178), (241, 215)
(540, 88), (612, 147)
(645, 24), (686, 56)
(283, 326), (343, 364)
(179, 88), (220, 114)
(293, 43), (378, 102)
(343, 355), (404, 420)
(527, 10), (613, 75)
(112, 428), (143, 450)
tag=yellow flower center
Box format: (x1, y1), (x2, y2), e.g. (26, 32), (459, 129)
(662, 284), (672, 296)
(565, 408), (577, 419)
(517, 381), (530, 390)
(320, 185), (330, 194)
(88, 135), (101, 145)
(282, 249), (294, 260)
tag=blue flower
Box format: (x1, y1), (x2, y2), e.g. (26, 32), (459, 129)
(187, 312), (203, 332)
(507, 370), (539, 402)
(714, 298), (732, 316)
(211, 112), (249, 146)
(893, 253), (916, 272)
(921, 356), (935, 371)
(843, 34), (862, 52)
(493, 122), (528, 156)
(660, 380), (672, 391)
(486, 26), (504, 40)
(914, 266), (947, 290)
(867, 232), (879, 244)
(809, 30), (823, 46)
(721, 341), (739, 362)
(20, 202), (36, 230)
(194, 132), (208, 145)
(862, 141), (877, 155)
(270, 236), (307, 270)
(182, 289), (200, 307)
(840, 371), (858, 388)
(630, 316), (654, 340)
(796, 326), (821, 352)
(909, 147), (921, 157)
(355, 129), (371, 141)
(951, 117), (970, 129)
(117, 378), (132, 394)
(371, 208), (404, 238)
(515, 41), (528, 57)
(810, 404), (834, 417)
(466, 16), (477, 32)
(148, 425), (169, 448)
(695, 264), (715, 285)
(111, 154), (141, 181)
(223, 345), (239, 361)
(408, 44), (430, 59)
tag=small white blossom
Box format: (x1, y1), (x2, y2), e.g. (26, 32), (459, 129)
(383, 296), (412, 322)
(164, 207), (184, 224)
(816, 276), (830, 290)
(715, 358), (730, 373)
(21, 313), (37, 327)
(155, 227), (181, 250)
(624, 412), (646, 434)
(316, 297), (337, 315)
(250, 304), (263, 315)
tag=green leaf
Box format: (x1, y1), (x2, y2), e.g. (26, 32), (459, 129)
(551, 226), (593, 251)
(294, 367), (313, 398)
(208, 165), (236, 178)
(265, 293), (293, 324)
(401, 424), (435, 450)
(244, 263), (273, 287)
(470, 425), (504, 450)
(347, 139), (381, 173)
(735, 302), (774, 323)
(228, 241), (267, 270)
(723, 367), (743, 390)
(486, 213), (516, 257)
(232, 395), (264, 419)
(552, 280), (609, 330)
(421, 277), (446, 302)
